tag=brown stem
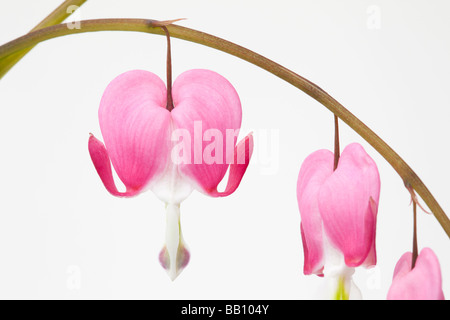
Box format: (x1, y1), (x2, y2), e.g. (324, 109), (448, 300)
(412, 201), (418, 269)
(333, 115), (340, 171)
(161, 26), (174, 112)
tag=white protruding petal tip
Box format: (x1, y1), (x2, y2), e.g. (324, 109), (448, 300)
(159, 203), (190, 280)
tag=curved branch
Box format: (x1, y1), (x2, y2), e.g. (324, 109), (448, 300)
(1, 18), (449, 237)
(0, 0), (87, 78)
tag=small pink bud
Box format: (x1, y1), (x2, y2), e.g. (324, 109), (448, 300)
(387, 248), (445, 300)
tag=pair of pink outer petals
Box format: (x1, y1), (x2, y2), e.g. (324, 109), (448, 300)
(88, 69), (253, 202)
(297, 143), (381, 276)
(387, 247), (445, 300)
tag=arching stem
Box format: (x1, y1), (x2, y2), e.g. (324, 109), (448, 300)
(0, 19), (449, 238)
(0, 0), (87, 78)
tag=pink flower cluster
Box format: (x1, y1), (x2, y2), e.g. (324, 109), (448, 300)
(89, 67), (445, 298)
(297, 144), (444, 300)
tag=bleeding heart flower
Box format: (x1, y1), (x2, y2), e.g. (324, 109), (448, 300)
(387, 247), (445, 300)
(297, 143), (380, 299)
(89, 69), (253, 280)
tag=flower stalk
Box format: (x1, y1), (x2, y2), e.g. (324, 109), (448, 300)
(333, 115), (340, 171)
(412, 201), (419, 269)
(161, 26), (174, 112)
(0, 18), (449, 238)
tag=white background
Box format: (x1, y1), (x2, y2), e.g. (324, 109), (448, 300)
(0, 0), (449, 300)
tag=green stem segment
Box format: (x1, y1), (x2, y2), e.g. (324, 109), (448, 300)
(0, 0), (87, 78)
(0, 19), (449, 238)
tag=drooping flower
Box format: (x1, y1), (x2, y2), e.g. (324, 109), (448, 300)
(387, 247), (445, 300)
(89, 69), (253, 280)
(297, 143), (380, 299)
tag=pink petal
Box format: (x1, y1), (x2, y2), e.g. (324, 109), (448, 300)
(159, 244), (190, 277)
(88, 134), (139, 197)
(392, 251), (413, 279)
(96, 70), (172, 195)
(171, 69), (246, 196)
(361, 197), (378, 267)
(208, 133), (253, 197)
(387, 248), (445, 300)
(318, 143), (380, 268)
(297, 149), (334, 275)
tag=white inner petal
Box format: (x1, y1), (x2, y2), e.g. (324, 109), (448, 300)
(164, 203), (189, 280)
(151, 162), (193, 204)
(322, 230), (361, 299)
(151, 119), (194, 204)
